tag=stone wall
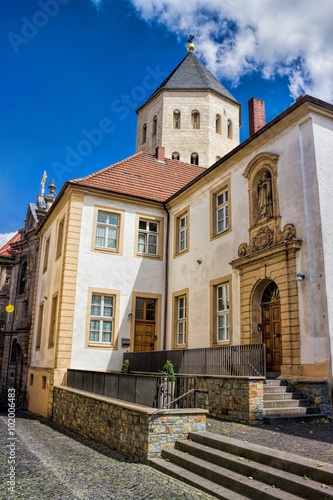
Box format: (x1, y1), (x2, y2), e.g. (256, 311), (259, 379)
(52, 386), (207, 463)
(290, 381), (332, 416)
(196, 376), (264, 424)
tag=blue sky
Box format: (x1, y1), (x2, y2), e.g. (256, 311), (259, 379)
(1, 0), (332, 244)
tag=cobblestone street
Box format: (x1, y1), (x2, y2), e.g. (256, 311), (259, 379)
(0, 411), (216, 500)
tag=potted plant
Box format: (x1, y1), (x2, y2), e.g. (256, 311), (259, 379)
(160, 360), (176, 408)
(121, 359), (130, 374)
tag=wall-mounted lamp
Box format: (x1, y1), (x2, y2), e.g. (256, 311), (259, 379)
(296, 273), (305, 281)
(128, 313), (133, 319)
(197, 259), (202, 264)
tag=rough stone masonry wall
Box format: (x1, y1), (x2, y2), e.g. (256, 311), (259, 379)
(196, 376), (264, 424)
(290, 381), (332, 416)
(52, 386), (207, 463)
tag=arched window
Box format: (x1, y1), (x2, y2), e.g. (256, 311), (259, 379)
(191, 110), (200, 129)
(18, 261), (27, 295)
(142, 124), (147, 143)
(172, 152), (180, 160)
(173, 110), (181, 129)
(216, 114), (221, 134)
(227, 119), (233, 139)
(152, 116), (157, 136)
(190, 153), (199, 165)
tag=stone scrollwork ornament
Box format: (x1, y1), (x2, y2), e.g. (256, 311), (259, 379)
(252, 226), (274, 251)
(238, 243), (248, 258)
(280, 223), (297, 241)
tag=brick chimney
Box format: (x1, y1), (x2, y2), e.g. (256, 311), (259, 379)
(248, 97), (266, 136)
(155, 146), (165, 162)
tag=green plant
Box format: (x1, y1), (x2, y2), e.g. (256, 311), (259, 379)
(121, 359), (130, 373)
(162, 360), (176, 381)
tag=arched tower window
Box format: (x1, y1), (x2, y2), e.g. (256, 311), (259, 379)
(152, 116), (157, 136)
(191, 110), (200, 129)
(173, 110), (181, 129)
(18, 261), (27, 295)
(227, 119), (233, 139)
(190, 152), (199, 165)
(142, 124), (147, 143)
(172, 152), (180, 160)
(216, 114), (221, 134)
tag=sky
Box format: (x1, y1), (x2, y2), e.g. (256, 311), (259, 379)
(1, 0), (333, 246)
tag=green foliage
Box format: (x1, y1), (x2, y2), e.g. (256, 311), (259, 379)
(121, 359), (130, 373)
(162, 360), (176, 381)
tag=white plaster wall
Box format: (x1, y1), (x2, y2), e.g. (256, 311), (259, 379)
(70, 195), (167, 371)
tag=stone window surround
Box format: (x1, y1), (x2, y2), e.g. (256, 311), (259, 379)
(85, 287), (120, 350)
(173, 206), (190, 258)
(91, 205), (125, 256)
(172, 288), (189, 349)
(210, 179), (231, 241)
(210, 274), (232, 347)
(134, 213), (164, 261)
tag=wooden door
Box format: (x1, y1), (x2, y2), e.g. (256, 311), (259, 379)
(134, 298), (156, 352)
(261, 282), (281, 372)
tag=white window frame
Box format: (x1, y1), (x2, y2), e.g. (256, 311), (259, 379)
(137, 219), (159, 256)
(89, 293), (115, 345)
(95, 211), (120, 251)
(178, 214), (188, 253)
(216, 283), (230, 342)
(215, 188), (229, 234)
(176, 295), (187, 346)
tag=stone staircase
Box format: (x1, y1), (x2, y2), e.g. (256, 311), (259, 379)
(150, 431), (333, 499)
(263, 379), (324, 424)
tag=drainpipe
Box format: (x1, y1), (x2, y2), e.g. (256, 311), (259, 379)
(163, 206), (170, 351)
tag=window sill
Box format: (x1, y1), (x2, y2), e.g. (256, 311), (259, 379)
(87, 342), (116, 349)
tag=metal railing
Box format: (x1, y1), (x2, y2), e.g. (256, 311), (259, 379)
(124, 344), (266, 378)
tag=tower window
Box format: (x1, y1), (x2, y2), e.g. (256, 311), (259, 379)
(190, 153), (199, 165)
(227, 119), (233, 139)
(173, 110), (181, 129)
(191, 110), (200, 129)
(172, 152), (180, 160)
(152, 116), (157, 136)
(216, 114), (221, 134)
(142, 124), (147, 143)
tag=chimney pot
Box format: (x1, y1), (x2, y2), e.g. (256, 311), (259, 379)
(248, 97), (266, 136)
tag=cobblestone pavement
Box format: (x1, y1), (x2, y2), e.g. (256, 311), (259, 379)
(0, 411), (217, 500)
(207, 416), (333, 464)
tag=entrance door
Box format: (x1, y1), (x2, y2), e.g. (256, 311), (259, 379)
(134, 297), (156, 352)
(261, 282), (281, 372)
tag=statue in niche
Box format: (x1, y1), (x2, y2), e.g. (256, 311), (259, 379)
(257, 171), (273, 219)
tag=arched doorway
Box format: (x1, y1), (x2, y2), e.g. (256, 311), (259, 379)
(261, 282), (281, 372)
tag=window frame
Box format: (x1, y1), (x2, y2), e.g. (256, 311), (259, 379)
(35, 301), (44, 350)
(86, 288), (119, 349)
(142, 123), (147, 143)
(190, 152), (199, 165)
(216, 114), (222, 134)
(210, 276), (232, 346)
(172, 289), (189, 349)
(173, 109), (181, 129)
(191, 110), (200, 129)
(56, 216), (65, 259)
(42, 236), (50, 274)
(48, 293), (58, 348)
(92, 206), (124, 255)
(135, 213), (164, 260)
(174, 207), (189, 257)
(210, 180), (231, 240)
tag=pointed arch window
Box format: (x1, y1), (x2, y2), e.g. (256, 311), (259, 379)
(227, 119), (233, 139)
(216, 114), (221, 134)
(190, 153), (199, 165)
(172, 152), (180, 160)
(191, 110), (200, 129)
(142, 123), (147, 143)
(173, 110), (181, 129)
(152, 116), (157, 136)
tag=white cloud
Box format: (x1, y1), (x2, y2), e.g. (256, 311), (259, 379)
(0, 232), (17, 249)
(129, 0), (333, 101)
(89, 0), (103, 9)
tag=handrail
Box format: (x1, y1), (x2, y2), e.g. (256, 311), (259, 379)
(150, 387), (208, 416)
(232, 346), (264, 377)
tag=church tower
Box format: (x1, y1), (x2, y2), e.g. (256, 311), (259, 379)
(136, 39), (241, 168)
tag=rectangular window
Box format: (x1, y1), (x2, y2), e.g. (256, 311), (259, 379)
(48, 294), (58, 348)
(35, 303), (44, 350)
(216, 189), (229, 234)
(177, 295), (187, 345)
(56, 217), (65, 258)
(95, 211), (119, 250)
(5, 277), (10, 284)
(89, 294), (114, 344)
(43, 237), (50, 273)
(138, 219), (158, 256)
(216, 283), (230, 341)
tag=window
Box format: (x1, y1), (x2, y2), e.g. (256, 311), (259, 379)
(48, 294), (58, 348)
(56, 217), (65, 258)
(5, 277), (10, 285)
(172, 152), (180, 160)
(215, 189), (229, 234)
(42, 376), (47, 389)
(191, 110), (200, 129)
(175, 210), (189, 255)
(216, 114), (221, 134)
(227, 119), (233, 139)
(35, 302), (44, 350)
(18, 261), (27, 295)
(43, 237), (50, 273)
(137, 219), (159, 256)
(142, 123), (147, 143)
(173, 289), (188, 348)
(95, 211), (119, 250)
(0, 323), (4, 331)
(216, 283), (230, 341)
(10, 339), (17, 363)
(190, 152), (199, 165)
(173, 110), (181, 129)
(152, 116), (157, 136)
(89, 294), (114, 345)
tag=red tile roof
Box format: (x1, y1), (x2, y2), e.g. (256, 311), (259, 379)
(0, 232), (21, 257)
(69, 152), (205, 202)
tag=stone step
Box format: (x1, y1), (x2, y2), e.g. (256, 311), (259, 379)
(264, 399), (311, 409)
(175, 439), (333, 499)
(263, 406), (319, 416)
(263, 385), (295, 393)
(264, 392), (303, 400)
(263, 413), (327, 424)
(265, 379), (287, 386)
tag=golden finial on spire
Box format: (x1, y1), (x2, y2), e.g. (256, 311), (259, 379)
(186, 35), (195, 52)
